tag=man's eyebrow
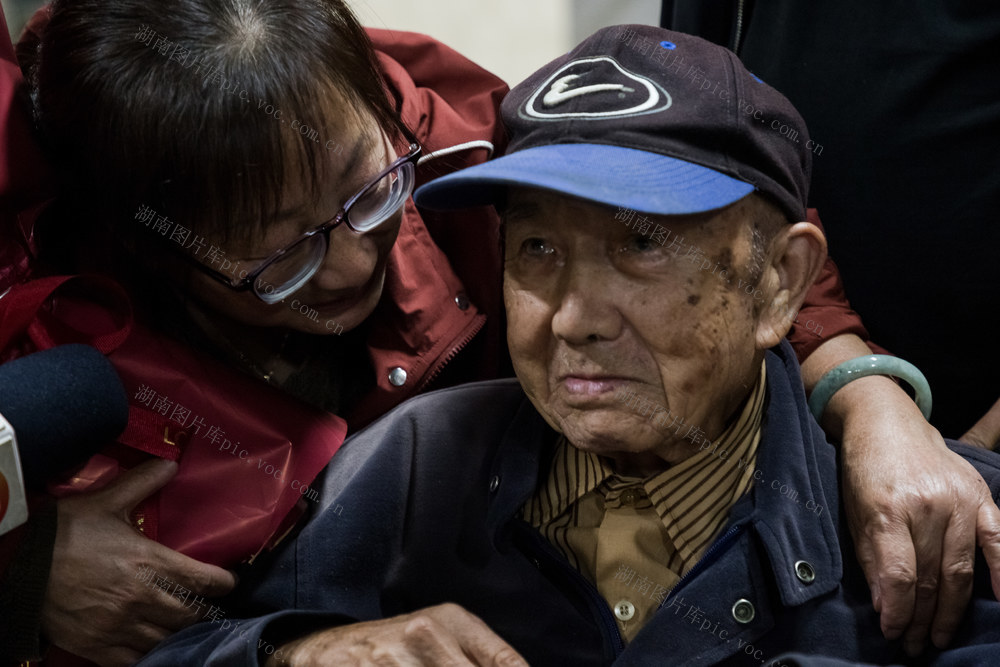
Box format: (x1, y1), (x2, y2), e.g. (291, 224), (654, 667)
(502, 201), (541, 223)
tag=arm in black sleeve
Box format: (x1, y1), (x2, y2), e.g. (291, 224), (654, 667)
(0, 499), (57, 663)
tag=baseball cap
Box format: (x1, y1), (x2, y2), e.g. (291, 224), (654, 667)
(414, 24), (811, 221)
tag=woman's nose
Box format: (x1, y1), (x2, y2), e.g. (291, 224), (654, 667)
(306, 223), (382, 292)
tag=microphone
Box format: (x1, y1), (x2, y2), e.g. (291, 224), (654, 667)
(0, 345), (129, 535)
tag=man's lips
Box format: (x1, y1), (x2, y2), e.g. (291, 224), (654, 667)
(557, 374), (636, 396)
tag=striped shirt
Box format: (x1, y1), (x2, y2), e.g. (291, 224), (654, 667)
(522, 362), (767, 642)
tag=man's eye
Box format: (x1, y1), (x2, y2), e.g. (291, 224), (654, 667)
(624, 234), (659, 253)
(521, 238), (555, 257)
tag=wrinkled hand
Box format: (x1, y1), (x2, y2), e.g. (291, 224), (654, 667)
(42, 459), (237, 667)
(838, 378), (1000, 657)
(961, 397), (1000, 450)
(268, 603), (529, 667)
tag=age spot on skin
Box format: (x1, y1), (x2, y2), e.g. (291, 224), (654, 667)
(687, 294), (701, 306)
(714, 247), (733, 266)
(714, 248), (735, 287)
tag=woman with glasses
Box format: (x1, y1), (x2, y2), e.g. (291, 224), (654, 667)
(0, 0), (507, 664)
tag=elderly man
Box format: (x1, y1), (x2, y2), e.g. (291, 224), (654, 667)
(141, 25), (1000, 666)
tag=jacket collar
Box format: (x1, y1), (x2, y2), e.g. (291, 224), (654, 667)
(352, 199), (485, 412)
(490, 339), (843, 609)
(344, 35), (505, 428)
(738, 339), (843, 606)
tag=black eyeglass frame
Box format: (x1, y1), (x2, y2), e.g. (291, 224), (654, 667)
(169, 130), (421, 299)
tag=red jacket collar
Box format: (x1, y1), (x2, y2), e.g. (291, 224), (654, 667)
(345, 29), (510, 428)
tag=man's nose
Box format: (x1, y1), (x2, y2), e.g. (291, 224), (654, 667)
(550, 263), (622, 344)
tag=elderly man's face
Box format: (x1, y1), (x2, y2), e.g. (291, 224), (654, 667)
(503, 188), (777, 475)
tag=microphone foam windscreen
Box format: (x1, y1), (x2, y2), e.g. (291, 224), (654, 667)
(0, 344), (129, 487)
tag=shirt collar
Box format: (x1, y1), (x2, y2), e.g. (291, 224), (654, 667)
(495, 341), (845, 613)
(523, 362), (767, 537)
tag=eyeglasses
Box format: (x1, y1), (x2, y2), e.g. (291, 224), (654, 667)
(175, 134), (421, 304)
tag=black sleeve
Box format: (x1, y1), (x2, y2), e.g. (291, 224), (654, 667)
(0, 500), (58, 664)
(659, 0), (744, 51)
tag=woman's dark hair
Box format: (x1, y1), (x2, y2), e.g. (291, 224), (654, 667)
(28, 0), (407, 282)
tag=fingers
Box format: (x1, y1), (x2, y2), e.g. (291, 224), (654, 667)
(41, 460), (236, 664)
(136, 544), (238, 631)
(866, 519), (917, 642)
(927, 507), (976, 650)
(400, 613), (480, 666)
(974, 498), (1000, 604)
(396, 604), (528, 667)
(852, 533), (882, 614)
(138, 584), (211, 631)
(99, 458), (179, 515)
(435, 604), (529, 667)
(898, 504), (950, 656)
(960, 397), (1000, 450)
(151, 541), (238, 597)
(287, 604), (528, 667)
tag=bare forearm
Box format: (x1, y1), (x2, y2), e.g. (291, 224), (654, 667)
(799, 333), (905, 442)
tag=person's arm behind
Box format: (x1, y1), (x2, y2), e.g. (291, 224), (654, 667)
(790, 211), (1000, 656)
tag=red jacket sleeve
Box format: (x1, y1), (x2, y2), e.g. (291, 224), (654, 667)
(1, 5), (51, 293)
(1, 8), (60, 660)
(367, 27), (508, 168)
(788, 208), (889, 360)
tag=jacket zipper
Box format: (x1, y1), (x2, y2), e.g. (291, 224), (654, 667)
(732, 0), (747, 54)
(517, 522), (626, 658)
(417, 313), (485, 391)
(521, 521), (746, 658)
(662, 523), (745, 608)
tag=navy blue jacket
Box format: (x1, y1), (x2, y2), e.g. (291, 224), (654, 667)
(140, 341), (1000, 666)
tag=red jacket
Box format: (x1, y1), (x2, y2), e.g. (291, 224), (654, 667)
(4, 10), (511, 430)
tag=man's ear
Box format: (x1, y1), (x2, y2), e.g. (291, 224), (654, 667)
(755, 222), (827, 349)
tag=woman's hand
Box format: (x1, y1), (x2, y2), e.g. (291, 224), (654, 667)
(800, 334), (1000, 656)
(835, 376), (1000, 656)
(268, 604), (529, 667)
(41, 459), (237, 667)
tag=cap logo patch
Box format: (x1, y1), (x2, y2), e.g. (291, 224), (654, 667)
(542, 74), (635, 106)
(525, 56), (671, 120)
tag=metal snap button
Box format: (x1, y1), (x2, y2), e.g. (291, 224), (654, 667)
(794, 560), (816, 584)
(732, 598), (755, 624)
(388, 367), (408, 387)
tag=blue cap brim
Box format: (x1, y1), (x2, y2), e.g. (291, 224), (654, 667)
(414, 144), (754, 215)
